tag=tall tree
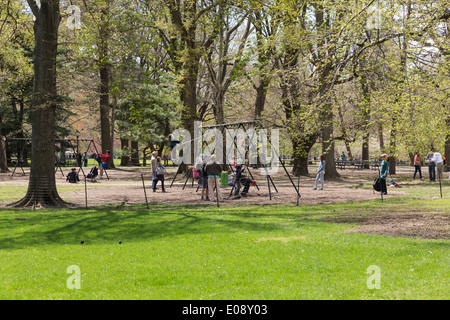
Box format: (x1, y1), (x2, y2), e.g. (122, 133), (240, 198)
(12, 0), (67, 207)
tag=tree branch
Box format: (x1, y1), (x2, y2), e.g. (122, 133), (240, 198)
(26, 0), (39, 17)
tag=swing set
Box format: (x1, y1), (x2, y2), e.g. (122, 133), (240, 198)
(0, 137), (108, 180)
(169, 120), (301, 202)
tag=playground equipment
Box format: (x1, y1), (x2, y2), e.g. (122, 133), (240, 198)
(0, 137), (108, 179)
(169, 120), (301, 201)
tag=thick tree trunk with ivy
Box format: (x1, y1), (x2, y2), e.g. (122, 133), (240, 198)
(120, 138), (130, 166)
(292, 134), (318, 176)
(11, 0), (68, 208)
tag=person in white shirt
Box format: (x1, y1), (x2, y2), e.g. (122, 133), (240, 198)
(151, 151), (158, 181)
(430, 148), (444, 181)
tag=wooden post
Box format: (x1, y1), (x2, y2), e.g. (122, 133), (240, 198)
(141, 174), (149, 209)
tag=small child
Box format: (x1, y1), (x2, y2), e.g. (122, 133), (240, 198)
(227, 170), (235, 186)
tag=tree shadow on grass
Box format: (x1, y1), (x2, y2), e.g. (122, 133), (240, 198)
(0, 205), (305, 250)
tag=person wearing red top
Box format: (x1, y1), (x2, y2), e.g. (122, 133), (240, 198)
(98, 150), (111, 179)
(413, 151), (422, 180)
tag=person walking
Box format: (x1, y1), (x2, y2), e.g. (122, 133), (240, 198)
(426, 149), (436, 182)
(205, 154), (223, 202)
(413, 151), (422, 180)
(380, 153), (389, 195)
(152, 157), (166, 192)
(313, 155), (325, 190)
(429, 148), (444, 181)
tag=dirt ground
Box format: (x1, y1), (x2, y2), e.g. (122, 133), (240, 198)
(0, 166), (407, 206)
(1, 166), (448, 240)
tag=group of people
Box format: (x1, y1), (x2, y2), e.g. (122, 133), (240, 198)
(66, 150), (111, 183)
(413, 148), (446, 182)
(193, 154), (257, 202)
(380, 147), (446, 195)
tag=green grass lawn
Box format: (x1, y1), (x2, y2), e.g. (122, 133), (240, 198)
(0, 182), (448, 300)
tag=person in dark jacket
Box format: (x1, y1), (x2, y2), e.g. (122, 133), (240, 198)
(233, 163), (256, 196)
(66, 168), (80, 183)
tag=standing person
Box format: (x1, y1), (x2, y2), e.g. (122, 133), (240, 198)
(151, 151), (158, 182)
(340, 151), (346, 161)
(426, 149), (436, 182)
(194, 155), (205, 199)
(83, 152), (88, 167)
(313, 155), (325, 190)
(205, 154), (223, 202)
(380, 153), (389, 195)
(152, 157), (166, 192)
(413, 151), (422, 180)
(200, 154), (209, 201)
(429, 148), (444, 181)
(76, 152), (82, 167)
(98, 150), (111, 179)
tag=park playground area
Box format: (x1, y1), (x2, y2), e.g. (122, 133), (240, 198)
(0, 164), (448, 300)
(1, 164), (448, 240)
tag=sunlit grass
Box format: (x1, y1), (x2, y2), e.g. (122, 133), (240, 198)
(0, 195), (448, 299)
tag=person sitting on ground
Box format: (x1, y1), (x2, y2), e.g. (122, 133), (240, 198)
(66, 168), (80, 183)
(86, 165), (98, 180)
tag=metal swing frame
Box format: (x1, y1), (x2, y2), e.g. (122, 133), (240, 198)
(169, 120), (301, 201)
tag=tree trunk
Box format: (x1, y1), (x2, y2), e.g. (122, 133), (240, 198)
(322, 105), (340, 180)
(11, 0), (68, 208)
(130, 140), (140, 166)
(388, 118), (397, 175)
(361, 74), (370, 168)
(99, 65), (113, 166)
(98, 4), (114, 169)
(0, 135), (8, 172)
(120, 137), (130, 166)
(254, 78), (270, 120)
(445, 130), (450, 172)
(292, 134), (317, 176)
(379, 123), (384, 152)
